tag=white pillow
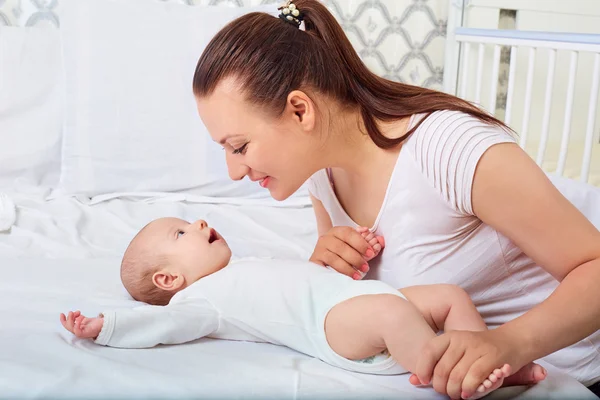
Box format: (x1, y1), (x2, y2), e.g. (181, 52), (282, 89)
(548, 174), (600, 230)
(0, 26), (63, 191)
(56, 0), (309, 203)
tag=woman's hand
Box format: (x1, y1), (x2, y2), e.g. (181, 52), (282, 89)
(310, 226), (384, 279)
(410, 329), (529, 399)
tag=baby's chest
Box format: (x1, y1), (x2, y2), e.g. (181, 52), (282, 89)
(201, 262), (339, 317)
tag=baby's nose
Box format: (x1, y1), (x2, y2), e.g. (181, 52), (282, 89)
(193, 220), (208, 230)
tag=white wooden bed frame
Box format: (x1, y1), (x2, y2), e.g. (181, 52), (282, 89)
(443, 0), (600, 185)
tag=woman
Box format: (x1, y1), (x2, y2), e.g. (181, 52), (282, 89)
(192, 0), (600, 398)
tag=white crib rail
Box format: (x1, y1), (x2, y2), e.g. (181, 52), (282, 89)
(454, 28), (600, 185)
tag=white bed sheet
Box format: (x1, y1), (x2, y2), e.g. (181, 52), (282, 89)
(0, 190), (596, 399)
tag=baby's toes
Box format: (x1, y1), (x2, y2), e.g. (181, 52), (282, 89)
(368, 235), (379, 248)
(372, 242), (382, 253)
(365, 234), (377, 245)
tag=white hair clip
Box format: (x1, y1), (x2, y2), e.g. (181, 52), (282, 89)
(278, 1), (303, 28)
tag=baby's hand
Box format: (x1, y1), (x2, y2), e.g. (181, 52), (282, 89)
(355, 227), (384, 261)
(60, 311), (104, 339)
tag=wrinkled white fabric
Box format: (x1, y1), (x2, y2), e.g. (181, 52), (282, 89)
(0, 193), (16, 231)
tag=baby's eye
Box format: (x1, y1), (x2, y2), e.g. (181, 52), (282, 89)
(177, 231), (185, 238)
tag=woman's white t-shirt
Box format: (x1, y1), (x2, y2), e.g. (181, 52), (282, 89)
(308, 110), (600, 385)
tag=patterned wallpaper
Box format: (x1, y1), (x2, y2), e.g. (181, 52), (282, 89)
(0, 0), (448, 90)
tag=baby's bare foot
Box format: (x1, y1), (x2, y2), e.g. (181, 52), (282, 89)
(502, 362), (547, 387)
(355, 226), (383, 262)
(466, 364), (511, 400)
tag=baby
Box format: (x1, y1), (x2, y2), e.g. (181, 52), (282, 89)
(60, 217), (546, 399)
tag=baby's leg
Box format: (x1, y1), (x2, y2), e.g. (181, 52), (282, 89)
(325, 294), (511, 398)
(399, 284), (487, 333)
(325, 293), (436, 368)
(325, 289), (542, 399)
(326, 294), (511, 399)
(401, 285), (546, 392)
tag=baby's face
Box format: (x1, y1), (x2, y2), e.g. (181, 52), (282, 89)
(143, 217), (232, 284)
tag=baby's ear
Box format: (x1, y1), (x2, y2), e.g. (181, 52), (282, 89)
(152, 270), (185, 291)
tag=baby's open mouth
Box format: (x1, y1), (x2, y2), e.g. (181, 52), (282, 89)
(208, 229), (218, 244)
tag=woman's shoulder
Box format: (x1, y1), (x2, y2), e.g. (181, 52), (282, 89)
(410, 109), (512, 136)
(402, 109), (516, 215)
(404, 109), (515, 155)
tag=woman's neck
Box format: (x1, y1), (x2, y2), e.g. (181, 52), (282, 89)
(322, 107), (410, 180)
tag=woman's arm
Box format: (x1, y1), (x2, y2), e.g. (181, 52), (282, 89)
(311, 194), (333, 236)
(473, 143), (600, 352)
(415, 142), (600, 398)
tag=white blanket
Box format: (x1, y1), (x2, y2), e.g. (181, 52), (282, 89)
(0, 189), (597, 399)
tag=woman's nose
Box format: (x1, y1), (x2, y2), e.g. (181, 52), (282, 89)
(226, 155), (250, 181)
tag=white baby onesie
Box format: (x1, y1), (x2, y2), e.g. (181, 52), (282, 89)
(95, 257), (407, 375)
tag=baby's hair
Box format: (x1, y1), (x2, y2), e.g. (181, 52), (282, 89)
(120, 224), (176, 306)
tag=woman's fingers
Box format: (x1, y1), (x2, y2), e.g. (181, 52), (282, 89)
(354, 227), (384, 259)
(328, 237), (369, 271)
(322, 251), (364, 279)
(332, 227), (373, 258)
(311, 226), (383, 277)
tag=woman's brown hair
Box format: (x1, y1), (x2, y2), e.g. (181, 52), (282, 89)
(193, 0), (511, 149)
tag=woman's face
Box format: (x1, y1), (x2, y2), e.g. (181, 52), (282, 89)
(196, 78), (322, 201)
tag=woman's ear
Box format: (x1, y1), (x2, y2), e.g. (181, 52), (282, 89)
(287, 90), (316, 132)
(152, 270), (185, 292)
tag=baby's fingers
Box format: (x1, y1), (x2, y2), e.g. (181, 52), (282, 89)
(73, 316), (87, 336)
(60, 312), (75, 332)
(59, 313), (67, 327)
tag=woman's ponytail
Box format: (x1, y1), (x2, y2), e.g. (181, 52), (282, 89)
(194, 0), (511, 149)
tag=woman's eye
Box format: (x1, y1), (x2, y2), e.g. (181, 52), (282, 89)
(232, 143), (248, 155)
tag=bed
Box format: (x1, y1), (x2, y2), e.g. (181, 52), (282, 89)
(0, 0), (599, 398)
(0, 190), (597, 399)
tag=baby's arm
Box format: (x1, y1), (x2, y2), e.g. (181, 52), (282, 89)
(61, 311), (104, 339)
(60, 298), (219, 348)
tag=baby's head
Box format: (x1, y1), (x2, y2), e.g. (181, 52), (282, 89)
(120, 217), (231, 305)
